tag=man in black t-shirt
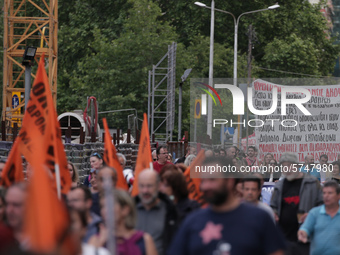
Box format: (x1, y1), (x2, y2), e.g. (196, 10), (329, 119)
(168, 157), (286, 255)
(270, 152), (323, 255)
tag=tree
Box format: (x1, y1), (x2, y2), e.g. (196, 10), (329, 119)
(155, 0), (340, 77)
(64, 0), (178, 129)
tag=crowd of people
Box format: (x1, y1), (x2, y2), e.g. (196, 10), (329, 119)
(0, 144), (339, 255)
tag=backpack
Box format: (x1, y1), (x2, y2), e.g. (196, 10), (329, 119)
(117, 231), (144, 255)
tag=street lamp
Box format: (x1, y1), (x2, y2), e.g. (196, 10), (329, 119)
(194, 2), (279, 144)
(22, 46), (37, 110)
(178, 68), (192, 141)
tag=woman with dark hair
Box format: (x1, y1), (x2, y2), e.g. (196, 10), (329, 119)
(68, 162), (80, 188)
(83, 152), (104, 187)
(159, 165), (200, 221)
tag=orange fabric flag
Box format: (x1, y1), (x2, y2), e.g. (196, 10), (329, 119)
(183, 149), (206, 206)
(102, 118), (128, 190)
(131, 113), (152, 197)
(17, 54), (71, 194)
(23, 145), (70, 253)
(0, 139), (24, 187)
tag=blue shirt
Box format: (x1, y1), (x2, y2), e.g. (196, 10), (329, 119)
(300, 166), (320, 180)
(168, 203), (286, 255)
(300, 204), (340, 255)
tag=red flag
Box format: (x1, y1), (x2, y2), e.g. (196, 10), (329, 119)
(0, 139), (24, 187)
(183, 150), (206, 206)
(23, 147), (70, 253)
(102, 118), (128, 190)
(131, 113), (152, 197)
(17, 54), (71, 195)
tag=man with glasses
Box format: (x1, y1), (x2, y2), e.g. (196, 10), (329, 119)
(153, 145), (173, 173)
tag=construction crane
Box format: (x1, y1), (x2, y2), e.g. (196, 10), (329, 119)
(2, 0), (58, 130)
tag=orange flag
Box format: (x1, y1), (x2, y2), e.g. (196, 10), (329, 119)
(102, 118), (128, 190)
(131, 113), (152, 197)
(17, 54), (71, 195)
(23, 147), (70, 253)
(183, 149), (206, 206)
(0, 139), (24, 187)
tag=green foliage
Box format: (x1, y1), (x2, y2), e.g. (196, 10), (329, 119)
(0, 0), (335, 139)
(61, 0), (178, 128)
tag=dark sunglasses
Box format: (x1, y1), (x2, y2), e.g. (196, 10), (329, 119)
(91, 152), (102, 159)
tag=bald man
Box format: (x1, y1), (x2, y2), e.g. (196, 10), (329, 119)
(135, 169), (178, 255)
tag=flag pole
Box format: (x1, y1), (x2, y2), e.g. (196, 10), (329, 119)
(103, 173), (116, 254)
(55, 164), (61, 199)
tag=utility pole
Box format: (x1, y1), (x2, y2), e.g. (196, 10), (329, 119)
(246, 24), (255, 150)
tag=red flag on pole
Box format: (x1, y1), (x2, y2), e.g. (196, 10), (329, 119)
(18, 54), (71, 195)
(0, 140), (24, 187)
(183, 150), (206, 206)
(103, 118), (128, 190)
(131, 113), (153, 197)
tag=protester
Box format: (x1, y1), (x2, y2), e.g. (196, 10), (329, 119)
(242, 177), (275, 222)
(318, 154), (329, 182)
(68, 162), (80, 188)
(219, 148), (226, 157)
(300, 155), (320, 181)
(213, 149), (220, 157)
(245, 146), (259, 168)
(91, 189), (158, 255)
(329, 161), (340, 183)
(298, 180), (340, 255)
(270, 152), (323, 255)
(167, 153), (173, 163)
(117, 153), (134, 186)
(89, 171), (101, 216)
(5, 183), (26, 246)
(184, 154), (195, 167)
(67, 186), (102, 242)
(96, 166), (117, 192)
(168, 157), (286, 255)
(262, 153), (274, 168)
(159, 165), (200, 221)
(263, 159), (281, 182)
(175, 146), (193, 164)
(135, 169), (178, 255)
(153, 146), (173, 173)
(226, 146), (236, 159)
(84, 152), (104, 187)
(152, 150), (157, 162)
(70, 209), (110, 255)
(204, 150), (214, 157)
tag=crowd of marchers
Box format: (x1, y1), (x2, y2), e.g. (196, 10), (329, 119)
(0, 145), (339, 255)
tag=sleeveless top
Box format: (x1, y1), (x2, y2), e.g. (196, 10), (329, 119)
(116, 230), (146, 255)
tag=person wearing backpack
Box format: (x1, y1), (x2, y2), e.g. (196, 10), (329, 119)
(89, 189), (158, 255)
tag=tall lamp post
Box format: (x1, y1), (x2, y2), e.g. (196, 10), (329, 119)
(22, 46), (37, 110)
(178, 68), (192, 141)
(194, 2), (279, 145)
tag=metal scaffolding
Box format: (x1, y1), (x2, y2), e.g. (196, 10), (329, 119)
(2, 0), (58, 128)
(148, 42), (177, 142)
